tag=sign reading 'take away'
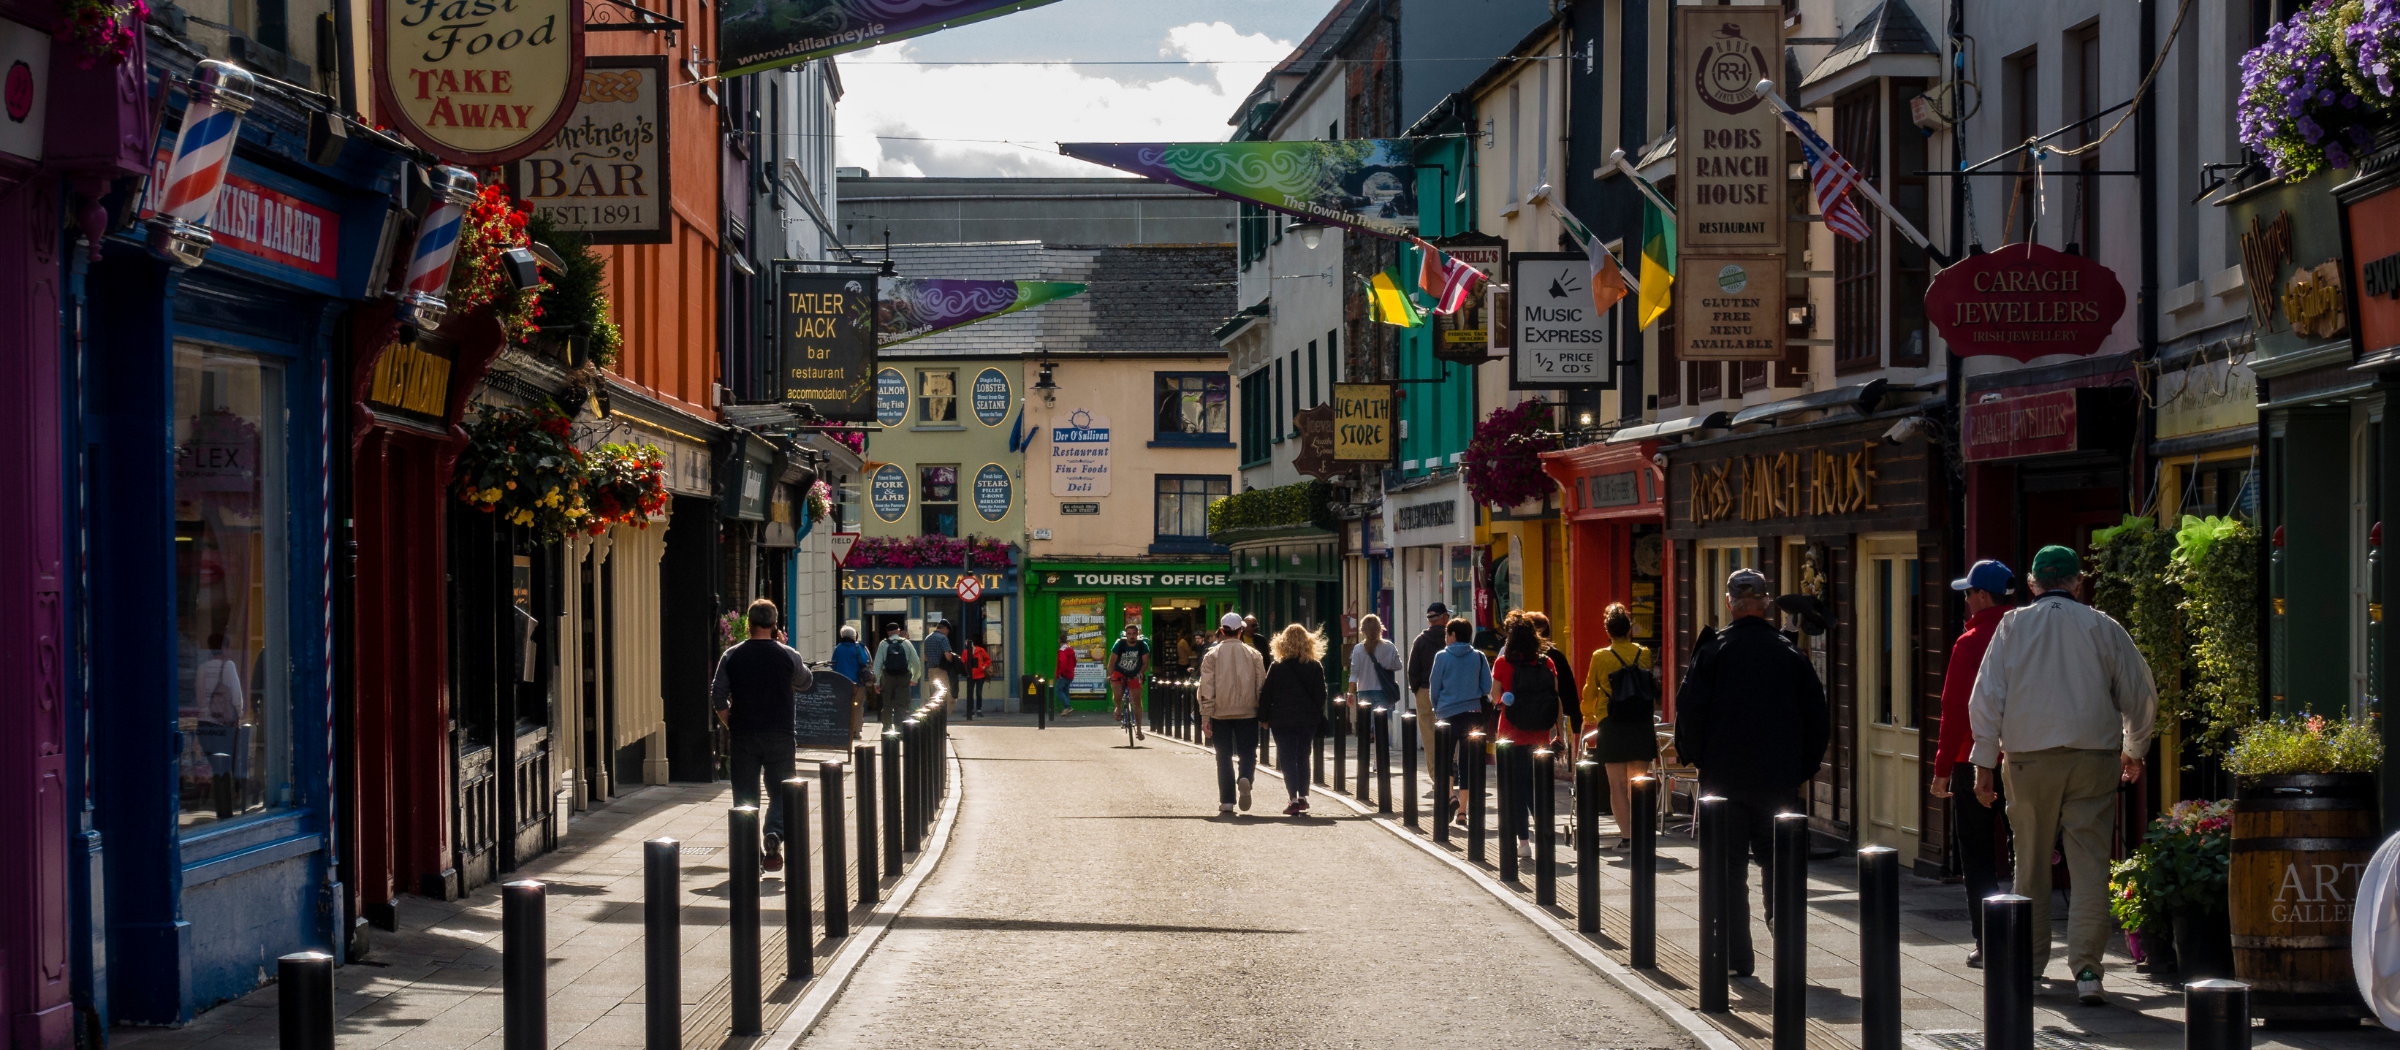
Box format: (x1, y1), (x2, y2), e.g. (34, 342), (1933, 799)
(375, 0), (585, 165)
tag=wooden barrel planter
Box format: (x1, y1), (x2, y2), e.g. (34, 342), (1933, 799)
(2230, 772), (2378, 1023)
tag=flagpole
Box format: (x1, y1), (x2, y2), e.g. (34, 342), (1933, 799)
(1752, 80), (1943, 257)
(1603, 149), (1677, 217)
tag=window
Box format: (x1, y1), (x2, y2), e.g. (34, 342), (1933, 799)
(917, 369), (957, 424)
(1657, 326), (1682, 408)
(1508, 83), (1523, 204)
(1695, 541), (1759, 632)
(2008, 51), (2040, 245)
(1889, 79), (1931, 367)
(2072, 27), (2103, 262)
(920, 465), (958, 537)
(1272, 359), (1284, 443)
(1155, 373), (1230, 442)
(1834, 90), (1882, 371)
(1239, 367), (1271, 465)
(176, 343), (289, 829)
(1327, 329), (1340, 383)
(1307, 340), (1320, 408)
(1288, 348), (1301, 431)
(1156, 475), (1230, 543)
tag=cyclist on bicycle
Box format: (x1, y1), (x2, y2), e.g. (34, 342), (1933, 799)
(1108, 624), (1151, 740)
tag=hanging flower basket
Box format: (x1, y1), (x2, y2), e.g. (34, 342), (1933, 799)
(846, 534), (1015, 569)
(453, 402), (589, 543)
(59, 0), (144, 68)
(583, 442), (668, 533)
(803, 480), (832, 525)
(1463, 399), (1562, 509)
(448, 182), (547, 342)
(2238, 0), (2391, 179)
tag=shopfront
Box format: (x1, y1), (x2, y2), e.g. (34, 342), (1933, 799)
(1960, 379), (2143, 573)
(1539, 439), (1670, 694)
(1664, 412), (1944, 867)
(1384, 473), (1480, 632)
(1226, 527), (1341, 654)
(843, 562), (1020, 708)
(1021, 561), (1234, 708)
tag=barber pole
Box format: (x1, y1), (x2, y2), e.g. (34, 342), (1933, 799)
(147, 60), (257, 268)
(394, 166), (481, 330)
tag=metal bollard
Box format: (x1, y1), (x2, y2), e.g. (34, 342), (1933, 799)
(1400, 710), (1418, 830)
(853, 746), (878, 903)
(727, 808), (763, 1034)
(1331, 699), (1347, 793)
(820, 761), (850, 940)
(2186, 980), (2252, 1050)
(1354, 701), (1372, 801)
(1534, 748), (1557, 905)
(881, 729), (902, 874)
(1630, 775), (1657, 968)
(900, 718), (923, 853)
(1467, 730), (1488, 865)
(1696, 795), (1730, 1012)
(1373, 707), (1393, 813)
(1772, 812), (1809, 1050)
(643, 839), (680, 1050)
(1431, 720), (1452, 845)
(1032, 677), (1046, 730)
(1575, 760), (1599, 933)
(1496, 740), (1519, 882)
(502, 880), (548, 1050)
(277, 951), (334, 1050)
(1858, 846), (1900, 1050)
(1983, 894), (2033, 1050)
(781, 781), (813, 982)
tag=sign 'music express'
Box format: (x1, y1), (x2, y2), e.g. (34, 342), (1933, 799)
(375, 0), (585, 166)
(1925, 242), (2128, 362)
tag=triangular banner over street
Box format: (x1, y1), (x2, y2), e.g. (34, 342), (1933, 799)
(877, 279), (1089, 347)
(1058, 140), (1420, 239)
(720, 0), (1065, 79)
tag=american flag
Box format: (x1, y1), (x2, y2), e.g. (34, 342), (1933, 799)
(1778, 108), (1874, 242)
(1432, 251), (1486, 315)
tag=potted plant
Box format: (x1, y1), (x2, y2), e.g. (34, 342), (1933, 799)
(2117, 800), (2237, 983)
(2107, 851), (2180, 974)
(2223, 714), (2383, 1022)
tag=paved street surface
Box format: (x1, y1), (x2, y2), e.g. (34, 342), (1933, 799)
(800, 719), (1695, 1050)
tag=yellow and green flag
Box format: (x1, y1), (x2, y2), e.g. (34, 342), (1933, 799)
(1365, 266), (1424, 327)
(1632, 171), (1676, 330)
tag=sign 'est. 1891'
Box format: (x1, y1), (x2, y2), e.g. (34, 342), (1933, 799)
(375, 0), (585, 165)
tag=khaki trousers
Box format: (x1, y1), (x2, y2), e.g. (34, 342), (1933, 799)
(1999, 746), (2121, 981)
(1413, 687), (1437, 756)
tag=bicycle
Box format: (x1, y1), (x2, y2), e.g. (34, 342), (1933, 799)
(1112, 675), (1145, 746)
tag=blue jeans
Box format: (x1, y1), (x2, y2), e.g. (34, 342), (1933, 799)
(728, 732), (797, 842)
(1055, 681), (1073, 714)
(1211, 718), (1258, 804)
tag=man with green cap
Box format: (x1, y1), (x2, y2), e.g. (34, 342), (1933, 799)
(1966, 544), (2157, 1005)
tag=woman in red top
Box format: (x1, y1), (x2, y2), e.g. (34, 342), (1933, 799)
(965, 642), (992, 717)
(1491, 619), (1564, 860)
(1928, 558), (2013, 967)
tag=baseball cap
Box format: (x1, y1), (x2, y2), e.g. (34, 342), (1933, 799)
(2032, 544), (2082, 580)
(1725, 567), (1769, 597)
(1426, 602), (1450, 615)
(1220, 612), (1246, 631)
(1951, 559), (2013, 596)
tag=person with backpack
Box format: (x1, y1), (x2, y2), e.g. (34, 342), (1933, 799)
(1521, 611), (1580, 745)
(1492, 618), (1565, 861)
(1580, 602), (1659, 848)
(1347, 613), (1403, 764)
(965, 639), (992, 717)
(872, 622), (921, 727)
(1258, 623), (1329, 816)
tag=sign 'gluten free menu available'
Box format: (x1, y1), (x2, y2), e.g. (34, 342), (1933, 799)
(375, 0), (585, 165)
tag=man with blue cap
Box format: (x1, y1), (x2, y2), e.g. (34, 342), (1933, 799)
(1930, 558), (2013, 967)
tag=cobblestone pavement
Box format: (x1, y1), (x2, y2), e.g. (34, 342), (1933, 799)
(799, 720), (1699, 1050)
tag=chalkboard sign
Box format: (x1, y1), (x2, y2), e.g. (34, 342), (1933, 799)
(794, 665), (855, 749)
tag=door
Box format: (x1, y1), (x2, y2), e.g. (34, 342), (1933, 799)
(1857, 534), (1920, 856)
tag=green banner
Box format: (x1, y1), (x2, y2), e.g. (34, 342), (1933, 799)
(720, 0), (1063, 80)
(1059, 140), (1420, 239)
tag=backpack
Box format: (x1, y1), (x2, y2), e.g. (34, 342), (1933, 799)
(882, 640), (909, 677)
(1603, 648), (1661, 722)
(1507, 654), (1560, 731)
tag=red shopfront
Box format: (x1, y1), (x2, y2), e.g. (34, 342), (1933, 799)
(1959, 379), (2141, 574)
(1539, 440), (1673, 709)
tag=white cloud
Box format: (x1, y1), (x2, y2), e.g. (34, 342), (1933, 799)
(833, 21), (1294, 180)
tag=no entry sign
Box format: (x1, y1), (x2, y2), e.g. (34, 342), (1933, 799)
(956, 574), (982, 603)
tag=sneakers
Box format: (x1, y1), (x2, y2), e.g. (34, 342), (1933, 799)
(1237, 777), (1253, 812)
(762, 832), (785, 874)
(2076, 968), (2104, 1005)
(1517, 838), (1534, 861)
(1283, 799), (1303, 816)
(1965, 946), (1984, 969)
(1219, 803), (1237, 814)
(1295, 797), (1310, 813)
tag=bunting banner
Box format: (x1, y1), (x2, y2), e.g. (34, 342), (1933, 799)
(876, 278), (1088, 347)
(720, 0), (1065, 79)
(1058, 140), (1420, 238)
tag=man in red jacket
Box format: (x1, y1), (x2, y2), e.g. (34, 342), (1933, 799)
(1054, 641), (1078, 717)
(1930, 558), (2012, 968)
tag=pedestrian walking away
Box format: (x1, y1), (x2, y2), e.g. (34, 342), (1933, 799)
(1930, 558), (2015, 969)
(1428, 617), (1493, 826)
(712, 598), (814, 874)
(1197, 611), (1265, 813)
(1259, 623), (1330, 816)
(1348, 613), (1403, 767)
(1673, 568), (1831, 977)
(1492, 617), (1564, 861)
(1406, 602), (1451, 766)
(873, 622), (922, 727)
(1520, 611), (1580, 747)
(830, 625), (872, 740)
(1968, 545), (2157, 1004)
(966, 639), (992, 716)
(1109, 623), (1151, 740)
(1054, 640), (1078, 716)
(921, 617), (957, 706)
(1580, 602), (1659, 849)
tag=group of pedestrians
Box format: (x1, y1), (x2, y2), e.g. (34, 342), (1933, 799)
(822, 616), (995, 741)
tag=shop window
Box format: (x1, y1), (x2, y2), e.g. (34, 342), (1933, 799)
(1154, 373), (1230, 443)
(1155, 475), (1230, 548)
(1740, 360), (1767, 393)
(1239, 367), (1271, 466)
(1694, 540), (1759, 633)
(1834, 87), (1882, 373)
(175, 343), (290, 830)
(920, 464), (958, 537)
(1272, 359), (1285, 443)
(917, 369), (957, 424)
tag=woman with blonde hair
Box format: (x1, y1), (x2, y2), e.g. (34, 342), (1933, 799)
(1257, 623), (1329, 815)
(1348, 613), (1403, 764)
(1580, 602), (1659, 848)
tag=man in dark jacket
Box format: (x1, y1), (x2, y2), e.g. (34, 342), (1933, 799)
(713, 598), (815, 873)
(1406, 602), (1450, 760)
(1673, 568), (1831, 976)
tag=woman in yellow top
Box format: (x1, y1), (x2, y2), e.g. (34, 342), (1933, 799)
(1579, 603), (1658, 848)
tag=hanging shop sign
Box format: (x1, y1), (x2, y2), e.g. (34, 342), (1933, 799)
(973, 463), (1013, 522)
(842, 568), (1018, 596)
(1332, 383), (1395, 463)
(1048, 408), (1110, 497)
(374, 0), (584, 166)
(1960, 388), (2132, 462)
(1059, 139), (1419, 238)
(141, 157), (341, 280)
(1485, 283), (1512, 361)
(761, 484), (797, 547)
(0, 19), (49, 164)
(365, 337), (457, 425)
(1674, 6), (1785, 253)
(1431, 233), (1506, 362)
(773, 270), (877, 420)
(877, 279), (1087, 346)
(868, 462), (909, 523)
(720, 0), (1063, 79)
(1293, 404), (1339, 480)
(507, 56), (669, 244)
(1923, 242), (2128, 362)
(1676, 256), (1785, 361)
(874, 367), (907, 425)
(2344, 182), (2400, 356)
(1511, 252), (1616, 385)
(971, 367), (1012, 426)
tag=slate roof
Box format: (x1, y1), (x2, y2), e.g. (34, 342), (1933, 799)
(877, 241), (1236, 360)
(1801, 0), (1939, 88)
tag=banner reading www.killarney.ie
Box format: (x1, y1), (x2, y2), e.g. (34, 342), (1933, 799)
(1059, 141), (1420, 240)
(719, 0), (1064, 80)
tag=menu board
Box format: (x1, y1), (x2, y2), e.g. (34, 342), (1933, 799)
(793, 664), (852, 748)
(1059, 594), (1109, 695)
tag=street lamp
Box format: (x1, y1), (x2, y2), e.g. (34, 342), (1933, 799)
(1033, 362), (1059, 406)
(148, 60), (259, 268)
(1288, 219), (1327, 250)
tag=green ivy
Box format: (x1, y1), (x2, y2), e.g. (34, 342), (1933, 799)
(2091, 516), (2190, 721)
(1207, 480), (1335, 537)
(2172, 517), (2262, 756)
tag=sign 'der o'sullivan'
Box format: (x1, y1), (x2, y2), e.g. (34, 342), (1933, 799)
(376, 0), (585, 166)
(1923, 242), (2128, 362)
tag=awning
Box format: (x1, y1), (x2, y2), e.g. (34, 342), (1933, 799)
(1607, 411), (1730, 444)
(1796, 0), (1941, 108)
(1727, 378), (1887, 427)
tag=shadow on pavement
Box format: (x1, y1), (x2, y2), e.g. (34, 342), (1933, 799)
(891, 916), (1303, 935)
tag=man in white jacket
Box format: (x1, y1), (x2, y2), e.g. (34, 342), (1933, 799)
(1968, 545), (2157, 1005)
(1197, 612), (1265, 813)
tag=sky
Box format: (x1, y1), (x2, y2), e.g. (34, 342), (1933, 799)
(830, 0), (1335, 179)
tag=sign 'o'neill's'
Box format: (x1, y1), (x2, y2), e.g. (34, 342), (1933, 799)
(376, 0), (586, 166)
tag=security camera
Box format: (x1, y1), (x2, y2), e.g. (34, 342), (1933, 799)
(1883, 418), (1927, 445)
(1652, 453), (1668, 471)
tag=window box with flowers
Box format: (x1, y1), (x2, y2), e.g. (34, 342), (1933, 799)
(2238, 0), (2400, 180)
(845, 534), (1017, 570)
